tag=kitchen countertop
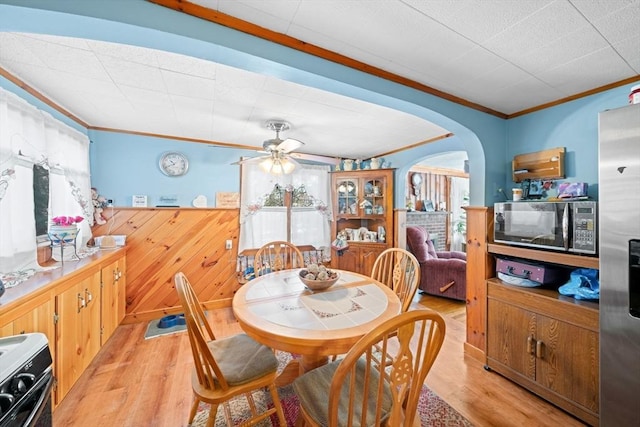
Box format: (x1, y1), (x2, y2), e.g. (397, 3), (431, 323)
(0, 247), (127, 312)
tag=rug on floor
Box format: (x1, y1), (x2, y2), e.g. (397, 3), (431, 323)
(190, 351), (472, 427)
(144, 314), (187, 339)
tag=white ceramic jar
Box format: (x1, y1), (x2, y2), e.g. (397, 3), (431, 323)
(343, 159), (354, 171)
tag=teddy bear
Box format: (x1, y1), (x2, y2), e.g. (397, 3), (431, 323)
(92, 187), (107, 225)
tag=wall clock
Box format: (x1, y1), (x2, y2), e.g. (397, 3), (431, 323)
(159, 151), (189, 177)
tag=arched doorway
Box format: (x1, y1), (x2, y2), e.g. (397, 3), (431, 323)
(406, 151), (469, 252)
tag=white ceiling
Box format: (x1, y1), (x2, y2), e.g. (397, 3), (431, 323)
(0, 0), (638, 161)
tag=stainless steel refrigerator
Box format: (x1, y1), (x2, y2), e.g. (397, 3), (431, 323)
(598, 102), (640, 426)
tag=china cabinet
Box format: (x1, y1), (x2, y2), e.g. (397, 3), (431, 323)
(330, 169), (394, 275)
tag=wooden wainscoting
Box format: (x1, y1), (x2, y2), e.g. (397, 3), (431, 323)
(92, 208), (241, 323)
(463, 206), (494, 361)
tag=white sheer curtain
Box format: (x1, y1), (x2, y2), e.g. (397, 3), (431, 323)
(449, 176), (469, 251)
(0, 88), (91, 276)
(239, 162), (332, 252)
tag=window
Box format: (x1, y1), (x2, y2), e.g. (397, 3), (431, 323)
(238, 162), (332, 253)
(0, 87), (92, 281)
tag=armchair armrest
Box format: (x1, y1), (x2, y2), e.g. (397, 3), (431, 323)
(435, 251), (467, 261)
(423, 258), (466, 271)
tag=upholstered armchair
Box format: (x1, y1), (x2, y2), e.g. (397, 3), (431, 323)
(405, 226), (467, 301)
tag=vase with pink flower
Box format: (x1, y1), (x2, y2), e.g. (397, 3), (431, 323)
(49, 216), (84, 262)
(48, 215), (83, 244)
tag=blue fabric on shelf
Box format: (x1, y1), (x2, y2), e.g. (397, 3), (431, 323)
(559, 268), (600, 300)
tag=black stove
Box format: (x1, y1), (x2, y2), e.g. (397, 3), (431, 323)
(0, 333), (53, 427)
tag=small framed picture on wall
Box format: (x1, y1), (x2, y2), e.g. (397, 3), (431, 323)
(132, 195), (148, 207)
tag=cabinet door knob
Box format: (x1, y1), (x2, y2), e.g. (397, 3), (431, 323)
(77, 293), (86, 313)
(535, 340), (544, 359)
(527, 335), (535, 354)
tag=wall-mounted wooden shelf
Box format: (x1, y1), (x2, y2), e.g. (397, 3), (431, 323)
(512, 147), (565, 183)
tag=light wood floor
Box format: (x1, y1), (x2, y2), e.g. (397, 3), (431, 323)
(53, 293), (588, 427)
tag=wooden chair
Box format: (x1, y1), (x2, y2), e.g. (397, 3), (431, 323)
(254, 241), (304, 277)
(329, 248), (420, 363)
(174, 272), (287, 427)
(371, 248), (421, 312)
(293, 309), (446, 427)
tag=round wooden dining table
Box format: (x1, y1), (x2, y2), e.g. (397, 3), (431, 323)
(232, 268), (401, 383)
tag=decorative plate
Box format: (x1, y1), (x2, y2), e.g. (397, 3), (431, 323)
(364, 182), (374, 194)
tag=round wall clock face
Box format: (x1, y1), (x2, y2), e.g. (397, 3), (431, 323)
(159, 151), (189, 176)
(412, 173), (422, 186)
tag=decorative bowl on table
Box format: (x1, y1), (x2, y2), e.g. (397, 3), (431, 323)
(299, 264), (339, 291)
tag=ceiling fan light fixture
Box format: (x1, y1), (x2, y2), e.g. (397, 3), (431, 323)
(259, 152), (296, 175)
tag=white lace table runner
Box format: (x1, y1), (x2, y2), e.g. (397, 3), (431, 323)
(244, 271), (388, 330)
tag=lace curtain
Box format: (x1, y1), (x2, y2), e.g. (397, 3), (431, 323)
(239, 162), (332, 252)
(449, 176), (469, 251)
(0, 88), (92, 276)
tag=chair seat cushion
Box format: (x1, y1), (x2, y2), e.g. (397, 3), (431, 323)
(208, 333), (278, 385)
(293, 358), (392, 427)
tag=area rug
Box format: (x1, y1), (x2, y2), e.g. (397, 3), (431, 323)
(144, 314), (187, 339)
(190, 352), (472, 426)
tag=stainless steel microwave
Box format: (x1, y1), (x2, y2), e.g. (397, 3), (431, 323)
(494, 201), (597, 255)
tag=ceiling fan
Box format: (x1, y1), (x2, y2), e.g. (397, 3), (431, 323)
(235, 119), (337, 175)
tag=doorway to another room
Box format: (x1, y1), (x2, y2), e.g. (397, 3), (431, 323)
(406, 151), (469, 252)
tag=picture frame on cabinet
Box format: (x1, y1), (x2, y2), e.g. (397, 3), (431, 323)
(424, 200), (435, 211)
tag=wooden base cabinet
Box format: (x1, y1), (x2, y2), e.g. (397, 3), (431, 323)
(486, 279), (599, 426)
(332, 243), (386, 276)
(55, 270), (102, 402)
(0, 248), (127, 407)
(100, 256), (126, 345)
(0, 294), (55, 371)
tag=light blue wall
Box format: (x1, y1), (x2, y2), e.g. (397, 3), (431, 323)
(88, 131), (254, 207)
(506, 85), (633, 200)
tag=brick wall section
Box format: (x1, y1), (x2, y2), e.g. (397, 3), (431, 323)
(406, 212), (448, 251)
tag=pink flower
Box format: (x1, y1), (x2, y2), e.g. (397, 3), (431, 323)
(51, 215), (84, 226)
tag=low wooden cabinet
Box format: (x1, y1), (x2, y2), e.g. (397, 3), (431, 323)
(100, 256), (126, 345)
(332, 242), (385, 275)
(0, 295), (55, 372)
(56, 270), (102, 402)
(486, 279), (599, 426)
(0, 248), (127, 406)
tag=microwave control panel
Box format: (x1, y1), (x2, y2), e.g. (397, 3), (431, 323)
(573, 205), (596, 253)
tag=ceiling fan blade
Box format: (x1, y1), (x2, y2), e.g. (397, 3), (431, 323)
(231, 155), (269, 165)
(289, 152), (341, 165)
(285, 155), (302, 169)
(276, 138), (304, 153)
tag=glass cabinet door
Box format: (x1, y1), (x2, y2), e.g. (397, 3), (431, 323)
(336, 179), (358, 215)
(363, 178), (385, 215)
